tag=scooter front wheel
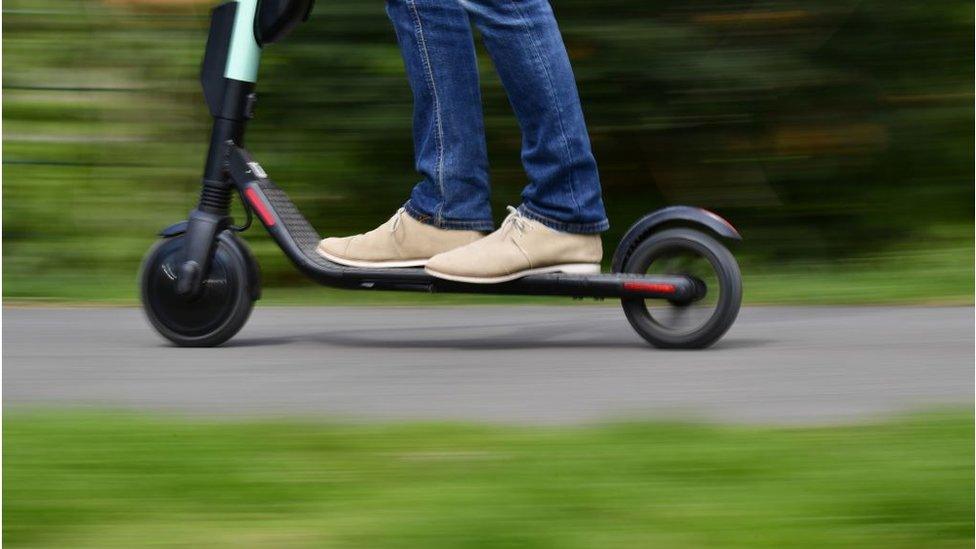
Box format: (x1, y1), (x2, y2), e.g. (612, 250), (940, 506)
(619, 228), (741, 349)
(140, 232), (258, 347)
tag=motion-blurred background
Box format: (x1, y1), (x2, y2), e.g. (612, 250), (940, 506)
(4, 0), (973, 303)
(3, 1), (974, 547)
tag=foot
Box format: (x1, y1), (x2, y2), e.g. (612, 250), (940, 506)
(317, 208), (483, 268)
(425, 206), (602, 283)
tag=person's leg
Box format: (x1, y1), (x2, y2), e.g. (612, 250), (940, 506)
(424, 0), (606, 283)
(386, 0), (495, 231)
(458, 0), (609, 234)
(317, 0), (493, 268)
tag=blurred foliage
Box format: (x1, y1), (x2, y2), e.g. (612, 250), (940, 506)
(4, 409), (973, 547)
(2, 0), (973, 301)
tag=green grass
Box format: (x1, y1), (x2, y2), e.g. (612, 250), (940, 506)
(4, 410), (973, 547)
(5, 241), (972, 307)
(741, 242), (975, 305)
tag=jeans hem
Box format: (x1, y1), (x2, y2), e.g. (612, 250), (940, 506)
(517, 204), (609, 234)
(404, 201), (495, 232)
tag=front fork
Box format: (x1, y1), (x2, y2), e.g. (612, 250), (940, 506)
(177, 80), (257, 298)
(176, 0), (263, 297)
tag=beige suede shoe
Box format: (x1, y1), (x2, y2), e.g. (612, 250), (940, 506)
(425, 206), (602, 283)
(317, 208), (483, 268)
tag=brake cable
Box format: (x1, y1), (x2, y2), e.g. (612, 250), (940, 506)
(229, 186), (253, 232)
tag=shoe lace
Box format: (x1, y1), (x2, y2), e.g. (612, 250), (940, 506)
(389, 207), (407, 234)
(501, 205), (527, 236)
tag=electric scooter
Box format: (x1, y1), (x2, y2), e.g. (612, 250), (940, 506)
(140, 0), (743, 348)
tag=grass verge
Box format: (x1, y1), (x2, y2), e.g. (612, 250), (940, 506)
(4, 410), (973, 547)
(4, 239), (972, 306)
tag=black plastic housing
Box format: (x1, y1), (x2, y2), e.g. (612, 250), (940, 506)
(201, 1), (237, 118)
(255, 0), (314, 45)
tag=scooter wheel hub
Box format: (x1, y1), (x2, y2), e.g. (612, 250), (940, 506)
(140, 232), (257, 347)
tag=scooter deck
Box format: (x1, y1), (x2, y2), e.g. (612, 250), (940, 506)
(238, 177), (700, 301)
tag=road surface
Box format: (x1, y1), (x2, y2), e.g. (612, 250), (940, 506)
(3, 306), (972, 424)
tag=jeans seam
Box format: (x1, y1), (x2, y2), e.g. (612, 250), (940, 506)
(518, 203), (608, 234)
(405, 201), (495, 231)
(405, 0), (446, 225)
(507, 0), (582, 218)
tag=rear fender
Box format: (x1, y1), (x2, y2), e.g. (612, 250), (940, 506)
(611, 206), (741, 272)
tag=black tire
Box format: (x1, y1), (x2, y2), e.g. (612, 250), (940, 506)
(140, 232), (257, 347)
(620, 228), (741, 349)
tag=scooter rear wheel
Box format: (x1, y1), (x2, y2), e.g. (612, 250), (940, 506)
(620, 228), (741, 349)
(140, 233), (256, 347)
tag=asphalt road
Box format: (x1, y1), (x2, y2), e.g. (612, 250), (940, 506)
(3, 306), (972, 424)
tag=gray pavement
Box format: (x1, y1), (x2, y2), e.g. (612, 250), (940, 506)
(3, 306), (973, 424)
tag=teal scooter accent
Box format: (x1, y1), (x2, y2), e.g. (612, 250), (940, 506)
(224, 0), (262, 82)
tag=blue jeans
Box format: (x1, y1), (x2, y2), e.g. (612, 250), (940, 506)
(387, 0), (609, 234)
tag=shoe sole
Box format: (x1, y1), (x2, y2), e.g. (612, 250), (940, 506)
(316, 245), (428, 268)
(425, 263), (601, 284)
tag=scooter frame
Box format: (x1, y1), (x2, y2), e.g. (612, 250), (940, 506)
(143, 0), (743, 348)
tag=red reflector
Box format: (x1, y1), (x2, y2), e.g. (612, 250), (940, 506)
(244, 187), (276, 227)
(623, 281), (677, 294)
